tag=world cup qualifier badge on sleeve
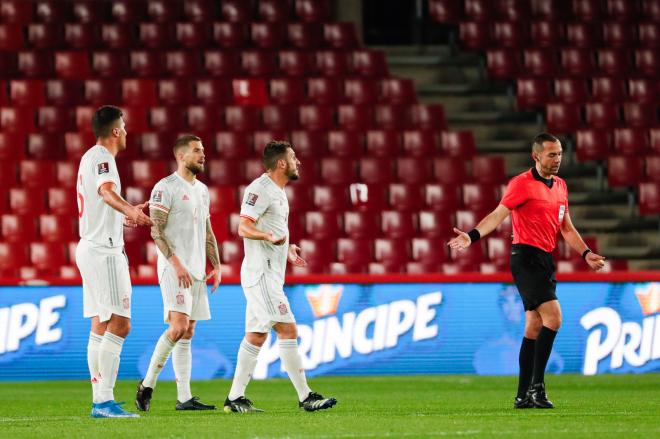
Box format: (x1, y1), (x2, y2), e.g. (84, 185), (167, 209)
(152, 190), (163, 203)
(98, 162), (109, 174)
(246, 193), (258, 206)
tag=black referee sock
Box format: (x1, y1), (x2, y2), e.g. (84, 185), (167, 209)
(532, 326), (558, 386)
(517, 337), (536, 399)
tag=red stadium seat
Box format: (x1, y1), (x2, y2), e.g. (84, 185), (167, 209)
(27, 133), (64, 160)
(374, 105), (406, 131)
(307, 77), (343, 105)
(320, 158), (356, 185)
(487, 237), (511, 269)
(18, 51), (54, 78)
(10, 188), (46, 215)
(203, 50), (240, 77)
(358, 158), (394, 184)
(55, 51), (91, 80)
(157, 79), (193, 105)
(91, 51), (130, 78)
(628, 79), (657, 104)
(258, 0), (290, 22)
(112, 0), (146, 22)
(138, 23), (172, 48)
(650, 129), (660, 154)
(147, 0), (182, 22)
(366, 130), (400, 157)
(312, 185), (349, 212)
(296, 0), (330, 22)
(462, 183), (498, 211)
(486, 49), (520, 80)
(373, 238), (410, 269)
(441, 131), (476, 157)
(428, 0), (463, 23)
(409, 104), (446, 131)
(575, 129), (611, 162)
(279, 50), (314, 77)
(225, 105), (259, 131)
(0, 242), (30, 276)
(553, 78), (588, 104)
(530, 20), (564, 47)
(337, 105), (372, 131)
(183, 0), (216, 22)
(573, 0), (602, 21)
(419, 210), (452, 239)
(176, 22), (209, 48)
(597, 49), (631, 77)
(0, 133), (24, 161)
(352, 50), (388, 77)
(121, 106), (149, 133)
(315, 50), (350, 76)
(424, 183), (459, 211)
(37, 107), (75, 133)
(38, 214), (76, 242)
(46, 80), (83, 106)
(639, 182), (660, 215)
(645, 156), (660, 183)
(388, 183), (423, 211)
(73, 1), (111, 23)
(215, 132), (252, 159)
(517, 78), (551, 109)
(411, 237), (447, 266)
(130, 160), (169, 188)
(349, 183), (386, 212)
(129, 50), (164, 77)
(345, 78), (378, 105)
(328, 131), (364, 157)
(545, 103), (582, 134)
(140, 132), (174, 159)
(336, 238), (372, 267)
(221, 0), (249, 22)
(186, 105), (221, 132)
(290, 130), (326, 159)
(472, 155), (506, 184)
(285, 23), (321, 50)
(432, 157), (467, 185)
(212, 22), (247, 48)
(613, 128), (648, 156)
(623, 102), (656, 128)
(602, 21), (634, 48)
(450, 243), (485, 271)
(166, 50), (200, 77)
(343, 211), (378, 239)
(0, 24), (24, 50)
(639, 22), (660, 48)
(299, 105), (334, 131)
(27, 23), (63, 49)
(1, 0), (33, 23)
(396, 157), (432, 185)
(305, 211), (341, 239)
(64, 131), (94, 160)
(560, 48), (594, 78)
(101, 23), (135, 49)
(31, 242), (67, 271)
(381, 78), (416, 105)
(492, 21), (529, 48)
(241, 50), (277, 77)
(591, 77), (625, 103)
(381, 211), (415, 239)
(2, 214), (37, 243)
(459, 21), (491, 50)
(56, 161), (77, 188)
(566, 22), (600, 48)
(149, 107), (185, 132)
(269, 78), (304, 105)
(122, 79), (157, 106)
(608, 156), (642, 187)
(262, 106), (296, 131)
(20, 160), (56, 188)
(523, 48), (557, 78)
(1, 107), (35, 133)
(194, 78), (232, 105)
(296, 239), (332, 273)
(250, 22), (285, 49)
(232, 78), (268, 106)
(10, 80), (45, 107)
(323, 22), (359, 49)
(208, 159), (245, 185)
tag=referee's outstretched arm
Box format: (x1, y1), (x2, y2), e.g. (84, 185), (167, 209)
(447, 204), (511, 250)
(559, 210), (606, 271)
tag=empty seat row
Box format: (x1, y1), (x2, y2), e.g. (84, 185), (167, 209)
(0, 0), (330, 24)
(430, 0), (652, 23)
(545, 102), (659, 134)
(607, 155), (660, 187)
(459, 20), (660, 50)
(0, 104), (447, 134)
(0, 21), (357, 51)
(3, 77), (416, 108)
(1, 49), (391, 80)
(517, 77), (660, 109)
(575, 128), (660, 160)
(487, 48), (660, 80)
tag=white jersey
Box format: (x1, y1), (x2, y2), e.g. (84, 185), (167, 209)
(76, 145), (123, 249)
(240, 174), (289, 288)
(150, 172), (210, 280)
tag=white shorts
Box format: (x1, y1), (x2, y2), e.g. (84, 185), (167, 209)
(243, 274), (295, 333)
(76, 239), (132, 323)
(158, 264), (211, 323)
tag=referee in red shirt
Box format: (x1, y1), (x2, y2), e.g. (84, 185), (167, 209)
(448, 133), (605, 409)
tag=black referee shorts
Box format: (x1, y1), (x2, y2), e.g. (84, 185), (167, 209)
(510, 244), (558, 311)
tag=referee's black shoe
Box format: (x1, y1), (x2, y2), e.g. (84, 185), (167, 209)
(514, 396), (534, 409)
(529, 383), (554, 409)
(135, 380), (153, 412)
(299, 392), (337, 412)
(176, 396), (216, 410)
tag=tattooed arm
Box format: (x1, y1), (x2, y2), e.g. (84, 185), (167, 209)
(150, 207), (192, 288)
(205, 218), (221, 293)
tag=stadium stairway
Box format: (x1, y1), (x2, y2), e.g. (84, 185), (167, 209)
(380, 44), (660, 270)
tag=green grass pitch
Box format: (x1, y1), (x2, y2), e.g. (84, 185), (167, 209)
(1, 375), (658, 438)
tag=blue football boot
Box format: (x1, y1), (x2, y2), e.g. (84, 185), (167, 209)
(90, 400), (140, 418)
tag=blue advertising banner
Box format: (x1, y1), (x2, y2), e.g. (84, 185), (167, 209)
(0, 282), (658, 381)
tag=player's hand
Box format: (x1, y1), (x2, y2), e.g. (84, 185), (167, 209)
(205, 266), (221, 293)
(123, 216), (138, 228)
(447, 227), (472, 250)
(128, 202), (154, 227)
(585, 252), (606, 271)
(171, 256), (193, 288)
(288, 244), (307, 267)
(266, 231), (286, 246)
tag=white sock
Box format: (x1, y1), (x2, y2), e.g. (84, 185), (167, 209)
(97, 331), (124, 403)
(228, 339), (261, 401)
(173, 338), (192, 402)
(143, 331), (176, 388)
(87, 332), (103, 404)
(279, 339), (311, 402)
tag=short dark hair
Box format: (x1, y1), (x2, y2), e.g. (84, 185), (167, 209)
(92, 105), (123, 139)
(173, 134), (202, 155)
(532, 132), (560, 153)
(262, 140), (291, 170)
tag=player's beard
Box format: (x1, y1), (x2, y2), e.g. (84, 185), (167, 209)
(285, 162), (299, 181)
(186, 162), (204, 175)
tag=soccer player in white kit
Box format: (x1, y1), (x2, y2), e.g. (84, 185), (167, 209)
(224, 140), (337, 413)
(135, 135), (221, 411)
(75, 105), (153, 418)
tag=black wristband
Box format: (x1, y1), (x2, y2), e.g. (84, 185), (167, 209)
(467, 229), (481, 243)
(582, 249), (592, 260)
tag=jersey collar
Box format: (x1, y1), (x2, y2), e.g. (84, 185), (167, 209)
(531, 167), (554, 189)
(174, 171), (196, 187)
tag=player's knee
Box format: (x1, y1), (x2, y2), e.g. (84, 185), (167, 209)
(169, 324), (189, 341)
(184, 326), (195, 339)
(545, 317), (562, 331)
(276, 326), (298, 339)
(246, 332), (267, 347)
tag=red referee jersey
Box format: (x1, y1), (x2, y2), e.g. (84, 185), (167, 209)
(500, 168), (568, 253)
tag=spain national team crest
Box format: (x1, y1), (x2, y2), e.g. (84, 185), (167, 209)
(278, 302), (288, 315)
(98, 162), (109, 174)
(246, 192), (259, 206)
(122, 295), (130, 310)
(176, 293), (184, 305)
